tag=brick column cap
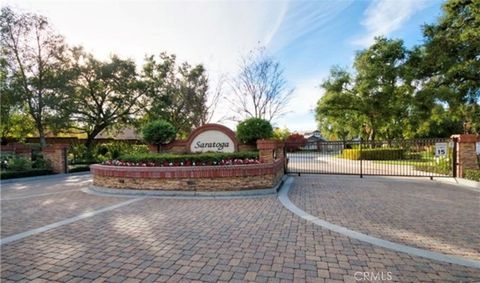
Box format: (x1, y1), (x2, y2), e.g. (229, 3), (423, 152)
(450, 134), (479, 143)
(257, 139), (280, 150)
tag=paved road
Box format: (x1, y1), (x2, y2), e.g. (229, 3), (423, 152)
(1, 173), (479, 282)
(287, 152), (445, 176)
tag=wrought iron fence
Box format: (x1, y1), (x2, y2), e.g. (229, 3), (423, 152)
(286, 138), (455, 177)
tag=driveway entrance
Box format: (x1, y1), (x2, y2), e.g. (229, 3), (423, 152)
(286, 138), (456, 177)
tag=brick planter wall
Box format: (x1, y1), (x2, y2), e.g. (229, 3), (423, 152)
(90, 158), (284, 191)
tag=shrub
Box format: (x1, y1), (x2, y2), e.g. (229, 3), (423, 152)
(414, 157), (452, 175)
(0, 169), (54, 179)
(68, 165), (91, 173)
(142, 120), (177, 152)
(102, 142), (129, 159)
(285, 134), (307, 152)
(31, 153), (52, 169)
(1, 152), (15, 170)
(341, 149), (361, 160)
(8, 156), (32, 171)
(69, 142), (88, 163)
(236, 118), (273, 144)
(341, 148), (405, 160)
(464, 169), (480, 182)
(273, 127), (291, 140)
(104, 151), (260, 166)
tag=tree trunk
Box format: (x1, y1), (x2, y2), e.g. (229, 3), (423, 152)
(85, 135), (95, 160)
(37, 121), (47, 148)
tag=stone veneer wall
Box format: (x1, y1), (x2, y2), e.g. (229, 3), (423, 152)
(451, 134), (480, 177)
(90, 158), (284, 191)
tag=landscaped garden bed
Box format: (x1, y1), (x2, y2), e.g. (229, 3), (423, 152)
(101, 152), (260, 167)
(1, 151), (55, 179)
(464, 169), (480, 182)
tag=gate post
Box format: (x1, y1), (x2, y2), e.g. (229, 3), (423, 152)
(42, 144), (69, 174)
(452, 137), (458, 178)
(360, 138), (363, 178)
(450, 134), (479, 178)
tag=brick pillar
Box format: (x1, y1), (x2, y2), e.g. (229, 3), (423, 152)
(257, 139), (284, 163)
(451, 134), (479, 177)
(42, 144), (68, 173)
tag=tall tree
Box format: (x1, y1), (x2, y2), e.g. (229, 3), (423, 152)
(419, 0), (480, 133)
(316, 38), (410, 141)
(353, 37), (409, 140)
(142, 53), (210, 136)
(227, 48), (293, 122)
(68, 48), (145, 155)
(0, 7), (71, 146)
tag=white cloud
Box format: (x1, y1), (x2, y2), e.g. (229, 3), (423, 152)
(4, 0), (288, 75)
(268, 0), (353, 52)
(352, 0), (428, 47)
(4, 0), (289, 130)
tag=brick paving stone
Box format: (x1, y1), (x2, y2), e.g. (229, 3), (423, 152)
(1, 175), (479, 283)
(288, 175), (480, 260)
(1, 190), (130, 237)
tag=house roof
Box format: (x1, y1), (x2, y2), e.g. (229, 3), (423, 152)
(95, 127), (141, 140)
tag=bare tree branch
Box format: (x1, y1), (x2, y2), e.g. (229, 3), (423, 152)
(227, 47), (293, 122)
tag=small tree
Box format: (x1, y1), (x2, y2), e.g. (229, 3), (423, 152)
(236, 118), (273, 145)
(141, 120), (177, 152)
(273, 127), (291, 141)
(285, 133), (307, 152)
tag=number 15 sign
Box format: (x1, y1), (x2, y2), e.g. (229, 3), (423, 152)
(435, 143), (448, 157)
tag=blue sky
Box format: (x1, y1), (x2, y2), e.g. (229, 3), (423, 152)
(5, 0), (445, 131)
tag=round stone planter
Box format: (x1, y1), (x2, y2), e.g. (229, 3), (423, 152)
(90, 158), (284, 193)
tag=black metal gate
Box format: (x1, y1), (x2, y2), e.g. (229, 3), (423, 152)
(286, 138), (456, 177)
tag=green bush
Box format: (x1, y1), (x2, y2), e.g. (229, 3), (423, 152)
(236, 118), (273, 144)
(31, 152), (52, 169)
(0, 169), (54, 179)
(1, 152), (15, 170)
(70, 142), (150, 164)
(414, 158), (452, 175)
(464, 169), (480, 182)
(141, 120), (177, 151)
(68, 165), (91, 173)
(8, 156), (32, 171)
(341, 148), (405, 160)
(109, 151), (259, 166)
(69, 142), (88, 163)
(100, 143), (150, 159)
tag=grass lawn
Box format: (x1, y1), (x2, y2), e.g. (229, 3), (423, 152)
(373, 160), (434, 166)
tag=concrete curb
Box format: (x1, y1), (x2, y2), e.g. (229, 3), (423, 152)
(86, 175), (287, 199)
(0, 172), (91, 185)
(278, 177), (480, 269)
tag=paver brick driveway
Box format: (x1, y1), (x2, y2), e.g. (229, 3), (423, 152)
(1, 173), (479, 282)
(288, 175), (480, 260)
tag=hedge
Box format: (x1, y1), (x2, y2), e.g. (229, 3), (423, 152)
(68, 165), (91, 173)
(341, 148), (405, 160)
(106, 151), (260, 166)
(0, 169), (54, 180)
(464, 169), (480, 182)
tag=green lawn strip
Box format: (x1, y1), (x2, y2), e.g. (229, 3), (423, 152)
(373, 160), (434, 166)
